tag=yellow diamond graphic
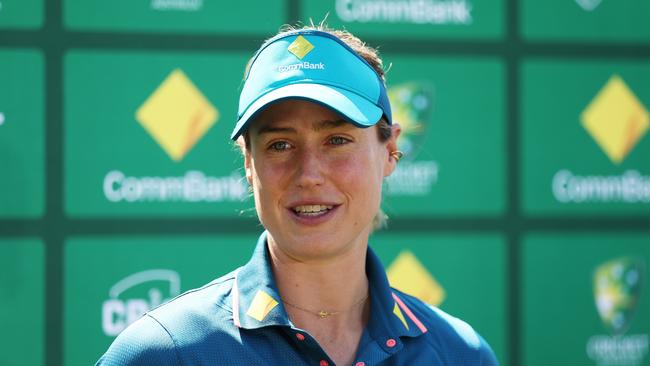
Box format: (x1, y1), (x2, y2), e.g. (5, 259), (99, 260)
(387, 250), (445, 306)
(135, 68), (219, 161)
(393, 302), (409, 330)
(288, 36), (314, 60)
(246, 290), (278, 322)
(581, 75), (649, 164)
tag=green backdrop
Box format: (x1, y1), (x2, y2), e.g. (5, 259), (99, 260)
(1, 1), (649, 366)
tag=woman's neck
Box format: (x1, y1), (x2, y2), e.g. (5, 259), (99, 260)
(268, 235), (370, 365)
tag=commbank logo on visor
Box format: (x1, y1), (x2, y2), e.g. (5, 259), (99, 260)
(581, 75), (649, 165)
(288, 36), (314, 60)
(386, 250), (445, 306)
(136, 68), (219, 162)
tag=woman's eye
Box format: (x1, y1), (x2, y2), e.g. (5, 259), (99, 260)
(329, 136), (349, 145)
(269, 141), (291, 151)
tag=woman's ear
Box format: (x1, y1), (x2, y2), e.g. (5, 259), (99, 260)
(384, 123), (402, 178)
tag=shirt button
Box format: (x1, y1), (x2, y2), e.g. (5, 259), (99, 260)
(355, 362), (366, 366)
(386, 338), (397, 348)
(296, 333), (305, 341)
(320, 360), (329, 366)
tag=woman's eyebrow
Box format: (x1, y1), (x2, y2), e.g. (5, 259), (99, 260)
(256, 119), (349, 135)
(313, 119), (349, 131)
(256, 125), (296, 135)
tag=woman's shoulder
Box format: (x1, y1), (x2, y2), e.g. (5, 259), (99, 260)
(392, 289), (499, 365)
(96, 269), (242, 366)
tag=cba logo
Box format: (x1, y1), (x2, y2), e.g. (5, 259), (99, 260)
(102, 69), (247, 204)
(288, 36), (314, 60)
(581, 75), (649, 165)
(385, 82), (439, 196)
(102, 269), (181, 336)
(386, 250), (445, 306)
(552, 74), (650, 204)
(586, 257), (648, 366)
(136, 68), (219, 162)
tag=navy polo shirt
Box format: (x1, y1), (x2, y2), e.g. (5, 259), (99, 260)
(96, 232), (499, 365)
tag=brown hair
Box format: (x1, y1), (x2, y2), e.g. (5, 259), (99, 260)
(241, 22), (393, 147)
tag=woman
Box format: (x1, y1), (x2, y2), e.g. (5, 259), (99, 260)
(97, 24), (499, 366)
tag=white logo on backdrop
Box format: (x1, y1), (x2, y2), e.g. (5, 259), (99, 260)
(336, 0), (473, 25)
(150, 0), (202, 11)
(102, 269), (181, 336)
(575, 0), (603, 11)
(0, 112), (5, 126)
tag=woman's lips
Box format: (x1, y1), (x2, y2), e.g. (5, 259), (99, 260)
(287, 203), (340, 225)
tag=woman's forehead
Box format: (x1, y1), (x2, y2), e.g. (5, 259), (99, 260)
(249, 99), (357, 134)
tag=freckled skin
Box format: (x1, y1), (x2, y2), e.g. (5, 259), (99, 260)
(243, 99), (399, 263)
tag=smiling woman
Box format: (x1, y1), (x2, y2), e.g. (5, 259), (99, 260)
(96, 24), (499, 366)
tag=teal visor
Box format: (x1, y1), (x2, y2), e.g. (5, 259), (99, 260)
(232, 30), (392, 140)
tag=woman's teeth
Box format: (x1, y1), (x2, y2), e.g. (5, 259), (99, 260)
(293, 204), (333, 216)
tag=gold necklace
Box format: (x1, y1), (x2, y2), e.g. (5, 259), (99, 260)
(282, 295), (369, 319)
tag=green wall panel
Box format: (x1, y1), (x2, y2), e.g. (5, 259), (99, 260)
(0, 238), (45, 366)
(523, 234), (650, 366)
(0, 49), (45, 218)
(301, 0), (504, 39)
(521, 60), (650, 215)
(522, 0), (650, 42)
(64, 234), (258, 366)
(382, 56), (505, 216)
(64, 51), (254, 217)
(0, 0), (43, 29)
(65, 0), (285, 34)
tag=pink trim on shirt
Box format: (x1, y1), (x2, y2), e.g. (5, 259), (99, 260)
(392, 292), (428, 333)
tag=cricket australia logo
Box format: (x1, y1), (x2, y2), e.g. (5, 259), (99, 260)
(586, 257), (648, 366)
(385, 82), (438, 196)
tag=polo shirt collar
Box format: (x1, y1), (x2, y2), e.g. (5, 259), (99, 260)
(232, 231), (291, 329)
(365, 244), (428, 341)
(232, 231), (428, 341)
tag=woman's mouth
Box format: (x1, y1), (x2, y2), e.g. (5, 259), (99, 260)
(292, 204), (334, 217)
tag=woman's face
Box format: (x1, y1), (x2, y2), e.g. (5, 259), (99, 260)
(244, 99), (399, 261)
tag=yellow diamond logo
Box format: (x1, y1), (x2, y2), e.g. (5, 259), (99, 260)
(246, 290), (278, 322)
(288, 36), (314, 60)
(581, 75), (649, 164)
(135, 68), (219, 161)
(386, 250), (445, 306)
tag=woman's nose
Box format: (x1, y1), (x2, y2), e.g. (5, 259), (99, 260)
(294, 149), (326, 188)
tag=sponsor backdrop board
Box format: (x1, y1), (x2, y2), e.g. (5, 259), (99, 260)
(522, 0), (650, 42)
(522, 60), (650, 215)
(382, 56), (505, 216)
(0, 0), (43, 29)
(370, 232), (507, 365)
(0, 239), (45, 366)
(301, 0), (504, 39)
(522, 234), (650, 366)
(64, 234), (258, 366)
(64, 51), (254, 217)
(0, 49), (45, 218)
(64, 0), (285, 34)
